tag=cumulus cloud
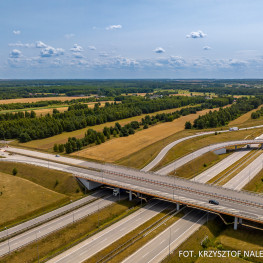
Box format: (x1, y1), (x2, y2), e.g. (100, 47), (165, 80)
(106, 25), (122, 30)
(13, 30), (21, 35)
(186, 30), (207, 38)
(153, 47), (165, 54)
(9, 49), (22, 58)
(70, 44), (84, 52)
(203, 46), (212, 50)
(36, 41), (48, 48)
(65, 33), (75, 39)
(40, 46), (64, 57)
(9, 42), (34, 48)
(88, 46), (96, 50)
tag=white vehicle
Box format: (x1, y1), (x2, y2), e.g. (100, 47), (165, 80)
(229, 127), (239, 131)
(113, 188), (120, 196)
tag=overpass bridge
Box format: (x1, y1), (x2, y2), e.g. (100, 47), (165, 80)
(68, 161), (263, 228)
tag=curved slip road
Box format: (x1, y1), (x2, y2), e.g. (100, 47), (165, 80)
(142, 124), (263, 172)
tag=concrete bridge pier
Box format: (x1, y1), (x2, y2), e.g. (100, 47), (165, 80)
(129, 190), (132, 201)
(239, 218), (242, 224)
(235, 145), (237, 150)
(176, 203), (180, 211)
(77, 178), (102, 190)
(234, 217), (238, 230)
(214, 148), (226, 155)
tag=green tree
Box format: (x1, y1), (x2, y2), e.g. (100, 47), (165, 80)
(12, 168), (18, 176)
(53, 144), (58, 152)
(185, 121), (192, 129)
(58, 144), (65, 152)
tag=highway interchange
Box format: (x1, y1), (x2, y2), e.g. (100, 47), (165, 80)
(1, 128), (263, 262)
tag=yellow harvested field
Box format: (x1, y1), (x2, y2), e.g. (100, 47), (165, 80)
(0, 172), (66, 226)
(0, 96), (92, 104)
(34, 107), (68, 116)
(18, 106), (193, 150)
(74, 107), (223, 162)
(229, 105), (263, 126)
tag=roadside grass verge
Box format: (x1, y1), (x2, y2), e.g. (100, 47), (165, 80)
(210, 149), (263, 185)
(244, 169), (263, 193)
(0, 161), (83, 199)
(86, 207), (184, 263)
(169, 151), (231, 179)
(0, 199), (140, 263)
(0, 172), (68, 228)
(152, 128), (263, 171)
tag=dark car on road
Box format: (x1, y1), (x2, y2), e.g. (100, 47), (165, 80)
(209, 199), (219, 205)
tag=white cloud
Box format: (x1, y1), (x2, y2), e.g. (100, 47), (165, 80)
(203, 46), (212, 50)
(70, 44), (84, 52)
(186, 30), (207, 38)
(106, 25), (122, 30)
(9, 49), (22, 58)
(13, 30), (21, 35)
(65, 33), (75, 39)
(88, 46), (96, 50)
(9, 42), (34, 48)
(153, 47), (165, 54)
(40, 46), (64, 57)
(36, 41), (48, 48)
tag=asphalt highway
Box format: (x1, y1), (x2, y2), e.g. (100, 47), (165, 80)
(0, 194), (118, 257)
(123, 209), (207, 263)
(48, 200), (171, 263)
(0, 189), (107, 240)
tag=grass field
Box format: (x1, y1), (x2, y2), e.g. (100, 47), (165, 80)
(152, 128), (263, 171)
(171, 152), (230, 179)
(0, 172), (67, 228)
(229, 105), (263, 127)
(15, 106), (200, 151)
(243, 169), (263, 193)
(0, 200), (139, 263)
(0, 96), (92, 104)
(74, 107), (224, 162)
(0, 162), (83, 199)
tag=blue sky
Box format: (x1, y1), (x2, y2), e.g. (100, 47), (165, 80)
(1, 0), (263, 79)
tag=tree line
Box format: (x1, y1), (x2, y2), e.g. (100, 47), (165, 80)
(185, 97), (262, 129)
(54, 97), (232, 154)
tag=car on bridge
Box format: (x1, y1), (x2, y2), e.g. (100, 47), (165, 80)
(209, 199), (219, 205)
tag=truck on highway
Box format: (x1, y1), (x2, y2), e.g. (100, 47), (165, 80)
(229, 127), (239, 131)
